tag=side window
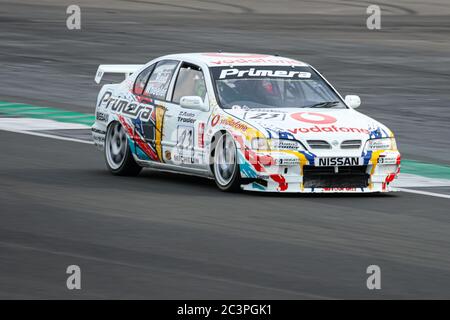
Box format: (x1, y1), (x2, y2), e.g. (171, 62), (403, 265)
(172, 63), (207, 104)
(133, 64), (155, 95)
(143, 60), (179, 100)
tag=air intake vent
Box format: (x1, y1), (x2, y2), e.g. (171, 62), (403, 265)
(303, 165), (369, 188)
(307, 140), (331, 149)
(341, 140), (362, 149)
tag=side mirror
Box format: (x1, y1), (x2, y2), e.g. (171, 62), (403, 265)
(180, 96), (209, 112)
(344, 95), (361, 109)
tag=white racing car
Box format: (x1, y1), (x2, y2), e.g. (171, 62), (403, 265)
(92, 52), (401, 193)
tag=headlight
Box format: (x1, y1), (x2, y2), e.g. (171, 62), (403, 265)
(251, 138), (304, 151)
(364, 138), (397, 151)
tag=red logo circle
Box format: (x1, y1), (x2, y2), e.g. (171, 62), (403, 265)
(290, 112), (337, 124)
(211, 115), (220, 127)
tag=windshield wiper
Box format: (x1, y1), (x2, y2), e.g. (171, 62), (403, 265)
(307, 101), (340, 108)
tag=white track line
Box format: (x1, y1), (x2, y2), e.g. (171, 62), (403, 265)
(393, 173), (450, 188)
(0, 117), (89, 130)
(394, 188), (450, 199)
(0, 128), (93, 145)
(0, 117), (93, 144)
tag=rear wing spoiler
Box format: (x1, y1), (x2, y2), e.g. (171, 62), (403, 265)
(94, 64), (143, 84)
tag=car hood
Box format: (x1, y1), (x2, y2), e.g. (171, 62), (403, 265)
(224, 107), (393, 153)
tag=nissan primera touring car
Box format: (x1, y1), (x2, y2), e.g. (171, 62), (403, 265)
(92, 53), (401, 193)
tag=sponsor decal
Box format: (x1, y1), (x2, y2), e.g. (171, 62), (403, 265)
(174, 154), (200, 164)
(165, 150), (172, 161)
(219, 68), (311, 79)
(271, 139), (299, 150)
(211, 114), (220, 127)
(323, 187), (358, 192)
(220, 117), (248, 132)
(154, 105), (166, 161)
(177, 126), (194, 149)
(178, 111), (196, 124)
(264, 127), (296, 140)
(175, 125), (198, 164)
(203, 53), (269, 59)
(198, 122), (205, 149)
(314, 157), (362, 166)
(377, 154), (400, 165)
(96, 111), (108, 122)
(274, 158), (300, 165)
(118, 115), (159, 161)
(92, 135), (105, 143)
(290, 112), (337, 124)
(206, 54), (301, 65)
(243, 112), (286, 121)
(145, 64), (177, 98)
(132, 105), (166, 162)
(99, 91), (154, 121)
(368, 126), (388, 139)
(288, 125), (370, 134)
(250, 108), (289, 113)
(91, 128), (106, 135)
(377, 156), (393, 164)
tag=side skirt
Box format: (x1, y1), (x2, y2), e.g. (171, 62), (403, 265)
(132, 154), (214, 179)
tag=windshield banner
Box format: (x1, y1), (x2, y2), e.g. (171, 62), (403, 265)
(212, 66), (317, 80)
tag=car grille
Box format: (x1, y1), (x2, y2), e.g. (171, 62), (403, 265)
(340, 140), (362, 149)
(303, 165), (369, 188)
(307, 140), (331, 149)
(307, 140), (362, 150)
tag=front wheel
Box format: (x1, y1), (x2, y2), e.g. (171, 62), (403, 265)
(104, 121), (142, 176)
(213, 133), (242, 192)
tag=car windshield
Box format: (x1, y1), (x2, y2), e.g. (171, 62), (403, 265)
(211, 66), (346, 109)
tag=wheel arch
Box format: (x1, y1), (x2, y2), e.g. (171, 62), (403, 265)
(208, 129), (243, 177)
(208, 129), (227, 175)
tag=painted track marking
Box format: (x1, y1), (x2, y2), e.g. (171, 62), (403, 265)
(392, 173), (450, 188)
(1, 128), (93, 144)
(0, 117), (93, 144)
(394, 188), (450, 199)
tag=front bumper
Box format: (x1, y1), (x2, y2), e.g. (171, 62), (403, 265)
(239, 149), (401, 193)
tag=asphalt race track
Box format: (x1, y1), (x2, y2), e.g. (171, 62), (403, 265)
(1, 0), (450, 299)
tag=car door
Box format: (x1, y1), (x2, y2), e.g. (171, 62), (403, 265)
(162, 62), (210, 169)
(132, 59), (179, 162)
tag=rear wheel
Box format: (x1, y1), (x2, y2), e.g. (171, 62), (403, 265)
(105, 121), (142, 176)
(213, 132), (241, 192)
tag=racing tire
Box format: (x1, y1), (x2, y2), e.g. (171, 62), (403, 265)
(212, 132), (242, 192)
(104, 121), (142, 176)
